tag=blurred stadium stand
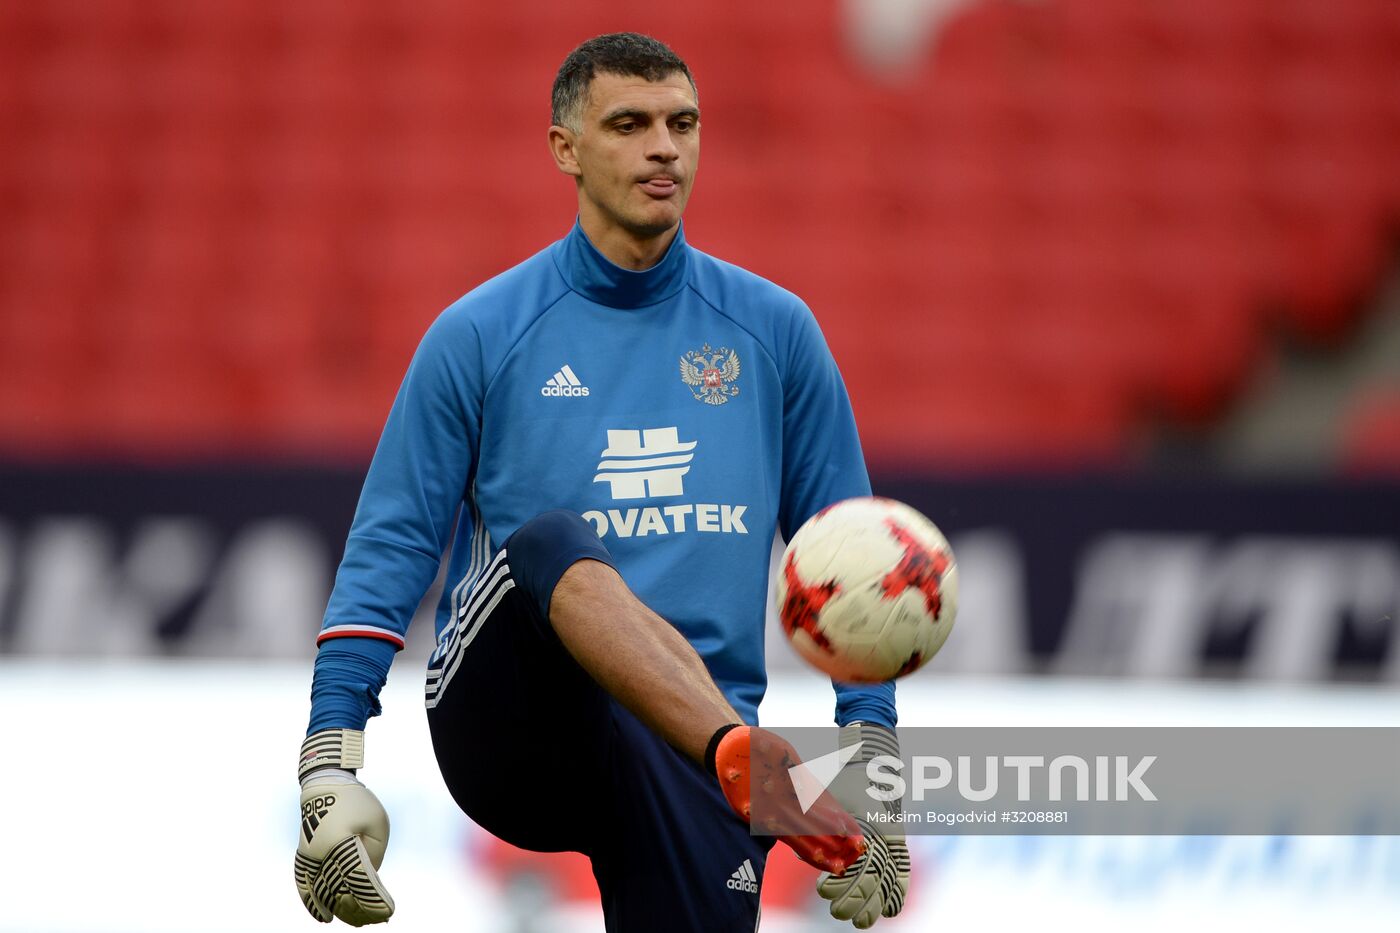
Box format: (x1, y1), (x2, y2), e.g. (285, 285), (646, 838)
(2, 0), (1398, 468)
(1344, 386), (1400, 474)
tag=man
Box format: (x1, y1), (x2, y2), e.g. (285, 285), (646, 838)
(294, 33), (907, 931)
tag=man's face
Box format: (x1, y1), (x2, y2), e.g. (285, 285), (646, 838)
(564, 71), (700, 240)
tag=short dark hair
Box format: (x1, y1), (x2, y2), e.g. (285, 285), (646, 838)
(551, 33), (697, 132)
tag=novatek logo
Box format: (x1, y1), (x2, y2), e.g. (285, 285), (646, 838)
(541, 364), (590, 397)
(584, 427), (750, 539)
(726, 859), (759, 893)
(593, 428), (696, 499)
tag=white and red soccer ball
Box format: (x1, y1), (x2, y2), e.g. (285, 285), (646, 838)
(776, 496), (958, 682)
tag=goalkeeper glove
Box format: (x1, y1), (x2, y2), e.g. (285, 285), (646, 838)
(815, 723), (910, 928)
(294, 730), (395, 926)
(708, 724), (867, 876)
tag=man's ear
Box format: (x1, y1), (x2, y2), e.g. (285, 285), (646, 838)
(548, 125), (582, 178)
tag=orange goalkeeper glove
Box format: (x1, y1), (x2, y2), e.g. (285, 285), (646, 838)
(706, 724), (867, 877)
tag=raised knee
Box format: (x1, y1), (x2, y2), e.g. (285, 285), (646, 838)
(505, 510), (613, 619)
(508, 509), (598, 559)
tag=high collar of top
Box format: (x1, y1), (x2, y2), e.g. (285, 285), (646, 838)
(555, 219), (691, 309)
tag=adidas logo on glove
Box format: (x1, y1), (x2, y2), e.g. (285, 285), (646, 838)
(301, 794), (336, 842)
(726, 859), (759, 893)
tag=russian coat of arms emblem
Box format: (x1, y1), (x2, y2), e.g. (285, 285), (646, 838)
(679, 343), (741, 405)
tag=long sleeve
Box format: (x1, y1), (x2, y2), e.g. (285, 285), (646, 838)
(307, 309), (484, 733)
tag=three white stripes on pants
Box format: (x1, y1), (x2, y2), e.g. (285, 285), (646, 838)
(443, 493), (490, 653)
(426, 550), (513, 708)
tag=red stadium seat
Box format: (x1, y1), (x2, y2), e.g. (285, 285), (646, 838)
(1342, 390), (1400, 475)
(2, 0), (1398, 468)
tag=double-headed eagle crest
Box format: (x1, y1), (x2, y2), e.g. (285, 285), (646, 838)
(679, 343), (741, 405)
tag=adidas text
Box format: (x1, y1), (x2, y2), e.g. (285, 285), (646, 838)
(301, 795), (337, 818)
(542, 365), (589, 397)
(300, 794), (336, 842)
(582, 504), (749, 539)
(727, 859), (759, 893)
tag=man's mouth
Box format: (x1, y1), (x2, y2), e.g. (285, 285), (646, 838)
(639, 177), (679, 197)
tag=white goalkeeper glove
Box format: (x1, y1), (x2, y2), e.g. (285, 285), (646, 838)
(816, 723), (910, 929)
(295, 730), (395, 926)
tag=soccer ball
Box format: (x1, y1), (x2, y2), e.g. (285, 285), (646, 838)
(776, 496), (957, 682)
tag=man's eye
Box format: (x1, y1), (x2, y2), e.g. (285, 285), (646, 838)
(672, 120), (694, 133)
(616, 122), (638, 133)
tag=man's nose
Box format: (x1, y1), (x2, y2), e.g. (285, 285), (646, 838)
(645, 124), (680, 162)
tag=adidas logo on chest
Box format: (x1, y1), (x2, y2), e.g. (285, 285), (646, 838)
(541, 364), (590, 397)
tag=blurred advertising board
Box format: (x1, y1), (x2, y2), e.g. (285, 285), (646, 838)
(2, 465), (1397, 682)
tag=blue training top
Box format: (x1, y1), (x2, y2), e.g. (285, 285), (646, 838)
(307, 221), (896, 734)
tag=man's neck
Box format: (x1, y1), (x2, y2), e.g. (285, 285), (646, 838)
(578, 210), (679, 271)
